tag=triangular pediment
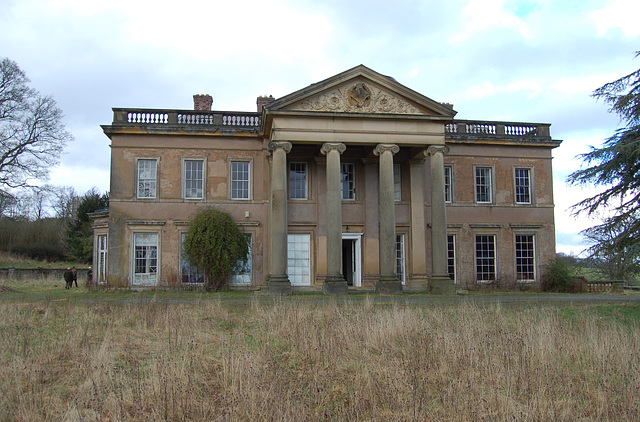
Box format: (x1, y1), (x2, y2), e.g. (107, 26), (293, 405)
(266, 65), (456, 118)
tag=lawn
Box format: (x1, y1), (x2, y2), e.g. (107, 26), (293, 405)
(1, 278), (640, 421)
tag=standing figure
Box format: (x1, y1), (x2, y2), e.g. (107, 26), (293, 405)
(64, 268), (73, 289)
(72, 266), (78, 288)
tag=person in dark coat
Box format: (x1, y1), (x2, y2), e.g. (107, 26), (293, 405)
(72, 266), (78, 287)
(64, 268), (73, 289)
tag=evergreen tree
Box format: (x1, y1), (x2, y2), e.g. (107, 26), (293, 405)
(67, 188), (108, 263)
(568, 51), (640, 257)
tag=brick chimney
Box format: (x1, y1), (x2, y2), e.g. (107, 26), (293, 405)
(257, 95), (275, 112)
(193, 94), (213, 111)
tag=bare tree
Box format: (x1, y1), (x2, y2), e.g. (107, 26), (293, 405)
(0, 57), (72, 190)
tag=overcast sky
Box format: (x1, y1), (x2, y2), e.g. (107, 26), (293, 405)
(1, 0), (638, 255)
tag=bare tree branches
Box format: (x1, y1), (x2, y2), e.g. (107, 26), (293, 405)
(0, 57), (72, 190)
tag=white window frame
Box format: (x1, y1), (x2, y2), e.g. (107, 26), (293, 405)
(288, 234), (312, 286)
(230, 234), (252, 286)
(136, 158), (158, 199)
(396, 234), (406, 285)
(183, 158), (205, 200)
(394, 164), (401, 202)
(230, 160), (251, 200)
(341, 163), (355, 200)
(97, 234), (108, 284)
(180, 232), (205, 284)
(514, 167), (532, 205)
(475, 234), (496, 282)
(444, 165), (453, 203)
(289, 162), (308, 200)
(515, 234), (536, 282)
(447, 234), (456, 283)
(474, 166), (493, 204)
(132, 232), (159, 286)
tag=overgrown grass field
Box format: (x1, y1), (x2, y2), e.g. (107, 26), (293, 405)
(1, 278), (640, 421)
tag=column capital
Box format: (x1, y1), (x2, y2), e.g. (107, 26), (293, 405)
(321, 142), (346, 155)
(268, 141), (292, 153)
(373, 143), (400, 156)
(427, 144), (450, 155)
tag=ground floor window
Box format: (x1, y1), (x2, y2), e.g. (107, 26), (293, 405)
(447, 234), (456, 282)
(133, 232), (158, 286)
(97, 234), (107, 284)
(230, 234), (252, 286)
(475, 234), (496, 282)
(288, 234), (311, 286)
(396, 234), (405, 284)
(180, 233), (205, 284)
(515, 234), (535, 282)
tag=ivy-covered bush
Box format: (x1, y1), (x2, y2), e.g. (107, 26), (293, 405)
(183, 209), (249, 291)
(541, 257), (575, 292)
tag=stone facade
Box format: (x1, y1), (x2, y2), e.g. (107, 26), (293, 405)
(94, 65), (561, 293)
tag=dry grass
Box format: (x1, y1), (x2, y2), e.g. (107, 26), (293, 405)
(0, 298), (639, 421)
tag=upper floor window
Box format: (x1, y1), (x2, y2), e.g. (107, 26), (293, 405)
(184, 159), (204, 199)
(394, 164), (401, 201)
(231, 161), (250, 200)
(341, 163), (355, 200)
(514, 168), (532, 204)
(444, 165), (453, 203)
(475, 166), (492, 204)
(137, 159), (157, 199)
(289, 162), (308, 200)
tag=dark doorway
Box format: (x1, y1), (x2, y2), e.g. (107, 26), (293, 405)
(342, 239), (354, 286)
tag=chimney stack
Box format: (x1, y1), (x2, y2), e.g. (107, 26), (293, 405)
(257, 95), (275, 112)
(193, 94), (213, 111)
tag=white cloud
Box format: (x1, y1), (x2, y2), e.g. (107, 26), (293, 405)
(590, 0), (640, 37)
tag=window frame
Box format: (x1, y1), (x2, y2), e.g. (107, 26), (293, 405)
(475, 234), (497, 282)
(394, 163), (401, 202)
(514, 167), (533, 205)
(395, 233), (406, 284)
(183, 158), (205, 200)
(136, 158), (158, 199)
(230, 160), (251, 200)
(341, 162), (355, 200)
(515, 234), (536, 282)
(132, 232), (159, 286)
(287, 233), (312, 286)
(447, 234), (456, 282)
(474, 165), (493, 204)
(444, 165), (453, 203)
(180, 232), (205, 284)
(97, 234), (108, 284)
(289, 162), (308, 200)
(230, 233), (253, 286)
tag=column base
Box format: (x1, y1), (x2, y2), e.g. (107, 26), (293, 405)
(376, 275), (403, 294)
(430, 275), (456, 295)
(404, 275), (430, 292)
(322, 275), (349, 295)
(258, 275), (292, 296)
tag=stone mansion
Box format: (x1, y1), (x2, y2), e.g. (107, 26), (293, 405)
(91, 65), (561, 294)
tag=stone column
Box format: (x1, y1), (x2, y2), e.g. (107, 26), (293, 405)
(321, 142), (348, 294)
(428, 145), (455, 294)
(374, 144), (402, 294)
(407, 154), (429, 291)
(265, 141), (292, 295)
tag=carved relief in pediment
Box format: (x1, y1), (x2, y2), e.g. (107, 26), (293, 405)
(290, 82), (424, 115)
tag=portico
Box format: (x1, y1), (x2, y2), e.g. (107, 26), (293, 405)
(262, 65), (456, 294)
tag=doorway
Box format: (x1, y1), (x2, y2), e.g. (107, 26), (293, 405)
(341, 233), (362, 287)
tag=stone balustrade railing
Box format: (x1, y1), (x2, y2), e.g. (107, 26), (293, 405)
(111, 108), (261, 128)
(446, 120), (550, 138)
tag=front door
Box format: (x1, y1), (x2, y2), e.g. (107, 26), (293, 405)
(341, 233), (362, 287)
(342, 239), (355, 286)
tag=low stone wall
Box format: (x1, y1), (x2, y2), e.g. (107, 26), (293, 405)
(0, 268), (91, 281)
